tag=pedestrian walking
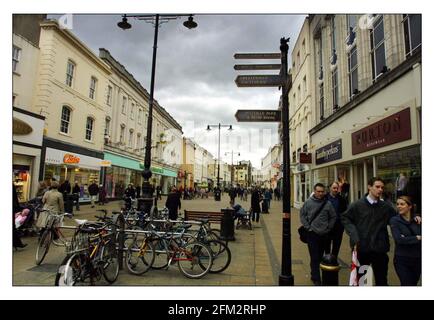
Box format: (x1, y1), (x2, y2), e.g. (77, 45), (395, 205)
(42, 181), (64, 214)
(324, 181), (348, 259)
(341, 177), (397, 286)
(166, 186), (181, 220)
(250, 187), (262, 223)
(72, 181), (81, 211)
(88, 181), (99, 208)
(13, 184), (27, 250)
(36, 181), (48, 197)
(98, 184), (107, 205)
(390, 196), (421, 286)
(299, 183), (336, 285)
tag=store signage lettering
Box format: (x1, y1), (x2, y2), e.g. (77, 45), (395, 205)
(352, 108), (411, 155)
(316, 139), (342, 165)
(63, 153), (80, 164)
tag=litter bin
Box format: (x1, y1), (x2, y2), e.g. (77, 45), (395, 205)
(220, 208), (235, 241)
(214, 189), (221, 201)
(320, 254), (341, 286)
(64, 194), (74, 215)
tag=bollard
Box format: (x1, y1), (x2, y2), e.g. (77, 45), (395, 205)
(320, 254), (341, 286)
(220, 208), (235, 241)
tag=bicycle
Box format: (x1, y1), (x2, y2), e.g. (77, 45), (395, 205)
(35, 210), (72, 265)
(54, 220), (119, 286)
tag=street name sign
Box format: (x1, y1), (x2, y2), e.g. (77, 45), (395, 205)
(234, 64), (281, 71)
(235, 75), (282, 87)
(235, 109), (281, 122)
(234, 53), (281, 59)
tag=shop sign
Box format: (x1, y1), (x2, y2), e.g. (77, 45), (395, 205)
(352, 108), (412, 155)
(63, 153), (80, 164)
(316, 139), (342, 165)
(13, 118), (33, 135)
(100, 160), (112, 167)
(299, 152), (312, 164)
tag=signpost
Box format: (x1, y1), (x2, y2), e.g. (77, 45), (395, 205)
(234, 53), (281, 59)
(235, 75), (282, 87)
(235, 109), (281, 122)
(234, 64), (281, 71)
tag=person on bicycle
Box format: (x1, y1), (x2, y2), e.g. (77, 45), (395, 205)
(42, 181), (64, 213)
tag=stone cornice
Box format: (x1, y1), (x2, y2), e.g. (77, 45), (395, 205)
(40, 20), (112, 75)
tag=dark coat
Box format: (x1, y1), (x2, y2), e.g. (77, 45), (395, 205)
(390, 215), (421, 259)
(341, 198), (396, 253)
(166, 192), (181, 220)
(88, 183), (99, 196)
(251, 190), (262, 213)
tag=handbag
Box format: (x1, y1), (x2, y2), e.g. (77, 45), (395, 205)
(298, 199), (328, 243)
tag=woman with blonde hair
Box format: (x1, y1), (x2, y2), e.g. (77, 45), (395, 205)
(390, 196), (421, 286)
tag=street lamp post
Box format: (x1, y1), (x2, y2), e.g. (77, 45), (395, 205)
(117, 14), (197, 212)
(278, 37), (294, 286)
(225, 150), (240, 187)
(207, 123), (232, 201)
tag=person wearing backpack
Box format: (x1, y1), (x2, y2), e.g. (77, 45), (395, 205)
(299, 183), (336, 285)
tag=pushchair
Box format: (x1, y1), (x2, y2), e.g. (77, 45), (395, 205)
(232, 204), (252, 230)
(15, 197), (42, 236)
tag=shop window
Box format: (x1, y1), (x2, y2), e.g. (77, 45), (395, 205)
(85, 117), (94, 141)
(403, 14), (421, 57)
(60, 106), (71, 134)
(66, 60), (75, 87)
(370, 15), (387, 80)
(12, 45), (21, 73)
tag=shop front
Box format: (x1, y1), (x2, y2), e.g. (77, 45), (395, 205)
(44, 147), (103, 202)
(13, 107), (44, 202)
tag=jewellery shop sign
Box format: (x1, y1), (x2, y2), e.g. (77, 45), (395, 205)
(315, 139), (342, 165)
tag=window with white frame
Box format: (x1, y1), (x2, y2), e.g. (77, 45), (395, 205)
(319, 83), (324, 120)
(120, 125), (125, 143)
(106, 85), (113, 105)
(136, 133), (141, 150)
(89, 77), (97, 99)
(403, 14), (421, 57)
(104, 117), (111, 136)
(128, 129), (134, 148)
(348, 46), (359, 96)
(66, 60), (75, 87)
(370, 15), (386, 79)
(121, 97), (127, 114)
(138, 109), (142, 124)
(130, 103), (135, 120)
(85, 117), (94, 141)
(12, 46), (21, 73)
(332, 68), (339, 108)
(60, 106), (71, 134)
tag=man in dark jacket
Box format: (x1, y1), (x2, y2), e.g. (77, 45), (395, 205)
(324, 181), (348, 259)
(250, 187), (262, 223)
(300, 183), (336, 285)
(166, 187), (181, 220)
(72, 181), (81, 211)
(341, 177), (396, 286)
(88, 181), (99, 208)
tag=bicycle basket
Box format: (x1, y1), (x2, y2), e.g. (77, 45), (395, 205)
(65, 231), (89, 254)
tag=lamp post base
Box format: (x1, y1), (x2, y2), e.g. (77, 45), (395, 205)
(278, 274), (294, 286)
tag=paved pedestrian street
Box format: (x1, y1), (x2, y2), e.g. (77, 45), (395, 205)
(12, 194), (401, 286)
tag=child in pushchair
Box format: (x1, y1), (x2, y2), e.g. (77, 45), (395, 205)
(232, 204), (252, 230)
(14, 197), (43, 236)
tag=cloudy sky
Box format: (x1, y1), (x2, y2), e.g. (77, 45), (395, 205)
(50, 14), (306, 168)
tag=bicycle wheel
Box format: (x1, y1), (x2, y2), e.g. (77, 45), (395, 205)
(35, 230), (52, 265)
(178, 242), (212, 279)
(209, 228), (222, 241)
(125, 240), (155, 275)
(54, 254), (73, 286)
(101, 243), (120, 283)
(204, 240), (231, 273)
(64, 253), (88, 286)
(150, 238), (170, 270)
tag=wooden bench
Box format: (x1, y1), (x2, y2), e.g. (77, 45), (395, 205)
(184, 210), (225, 225)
